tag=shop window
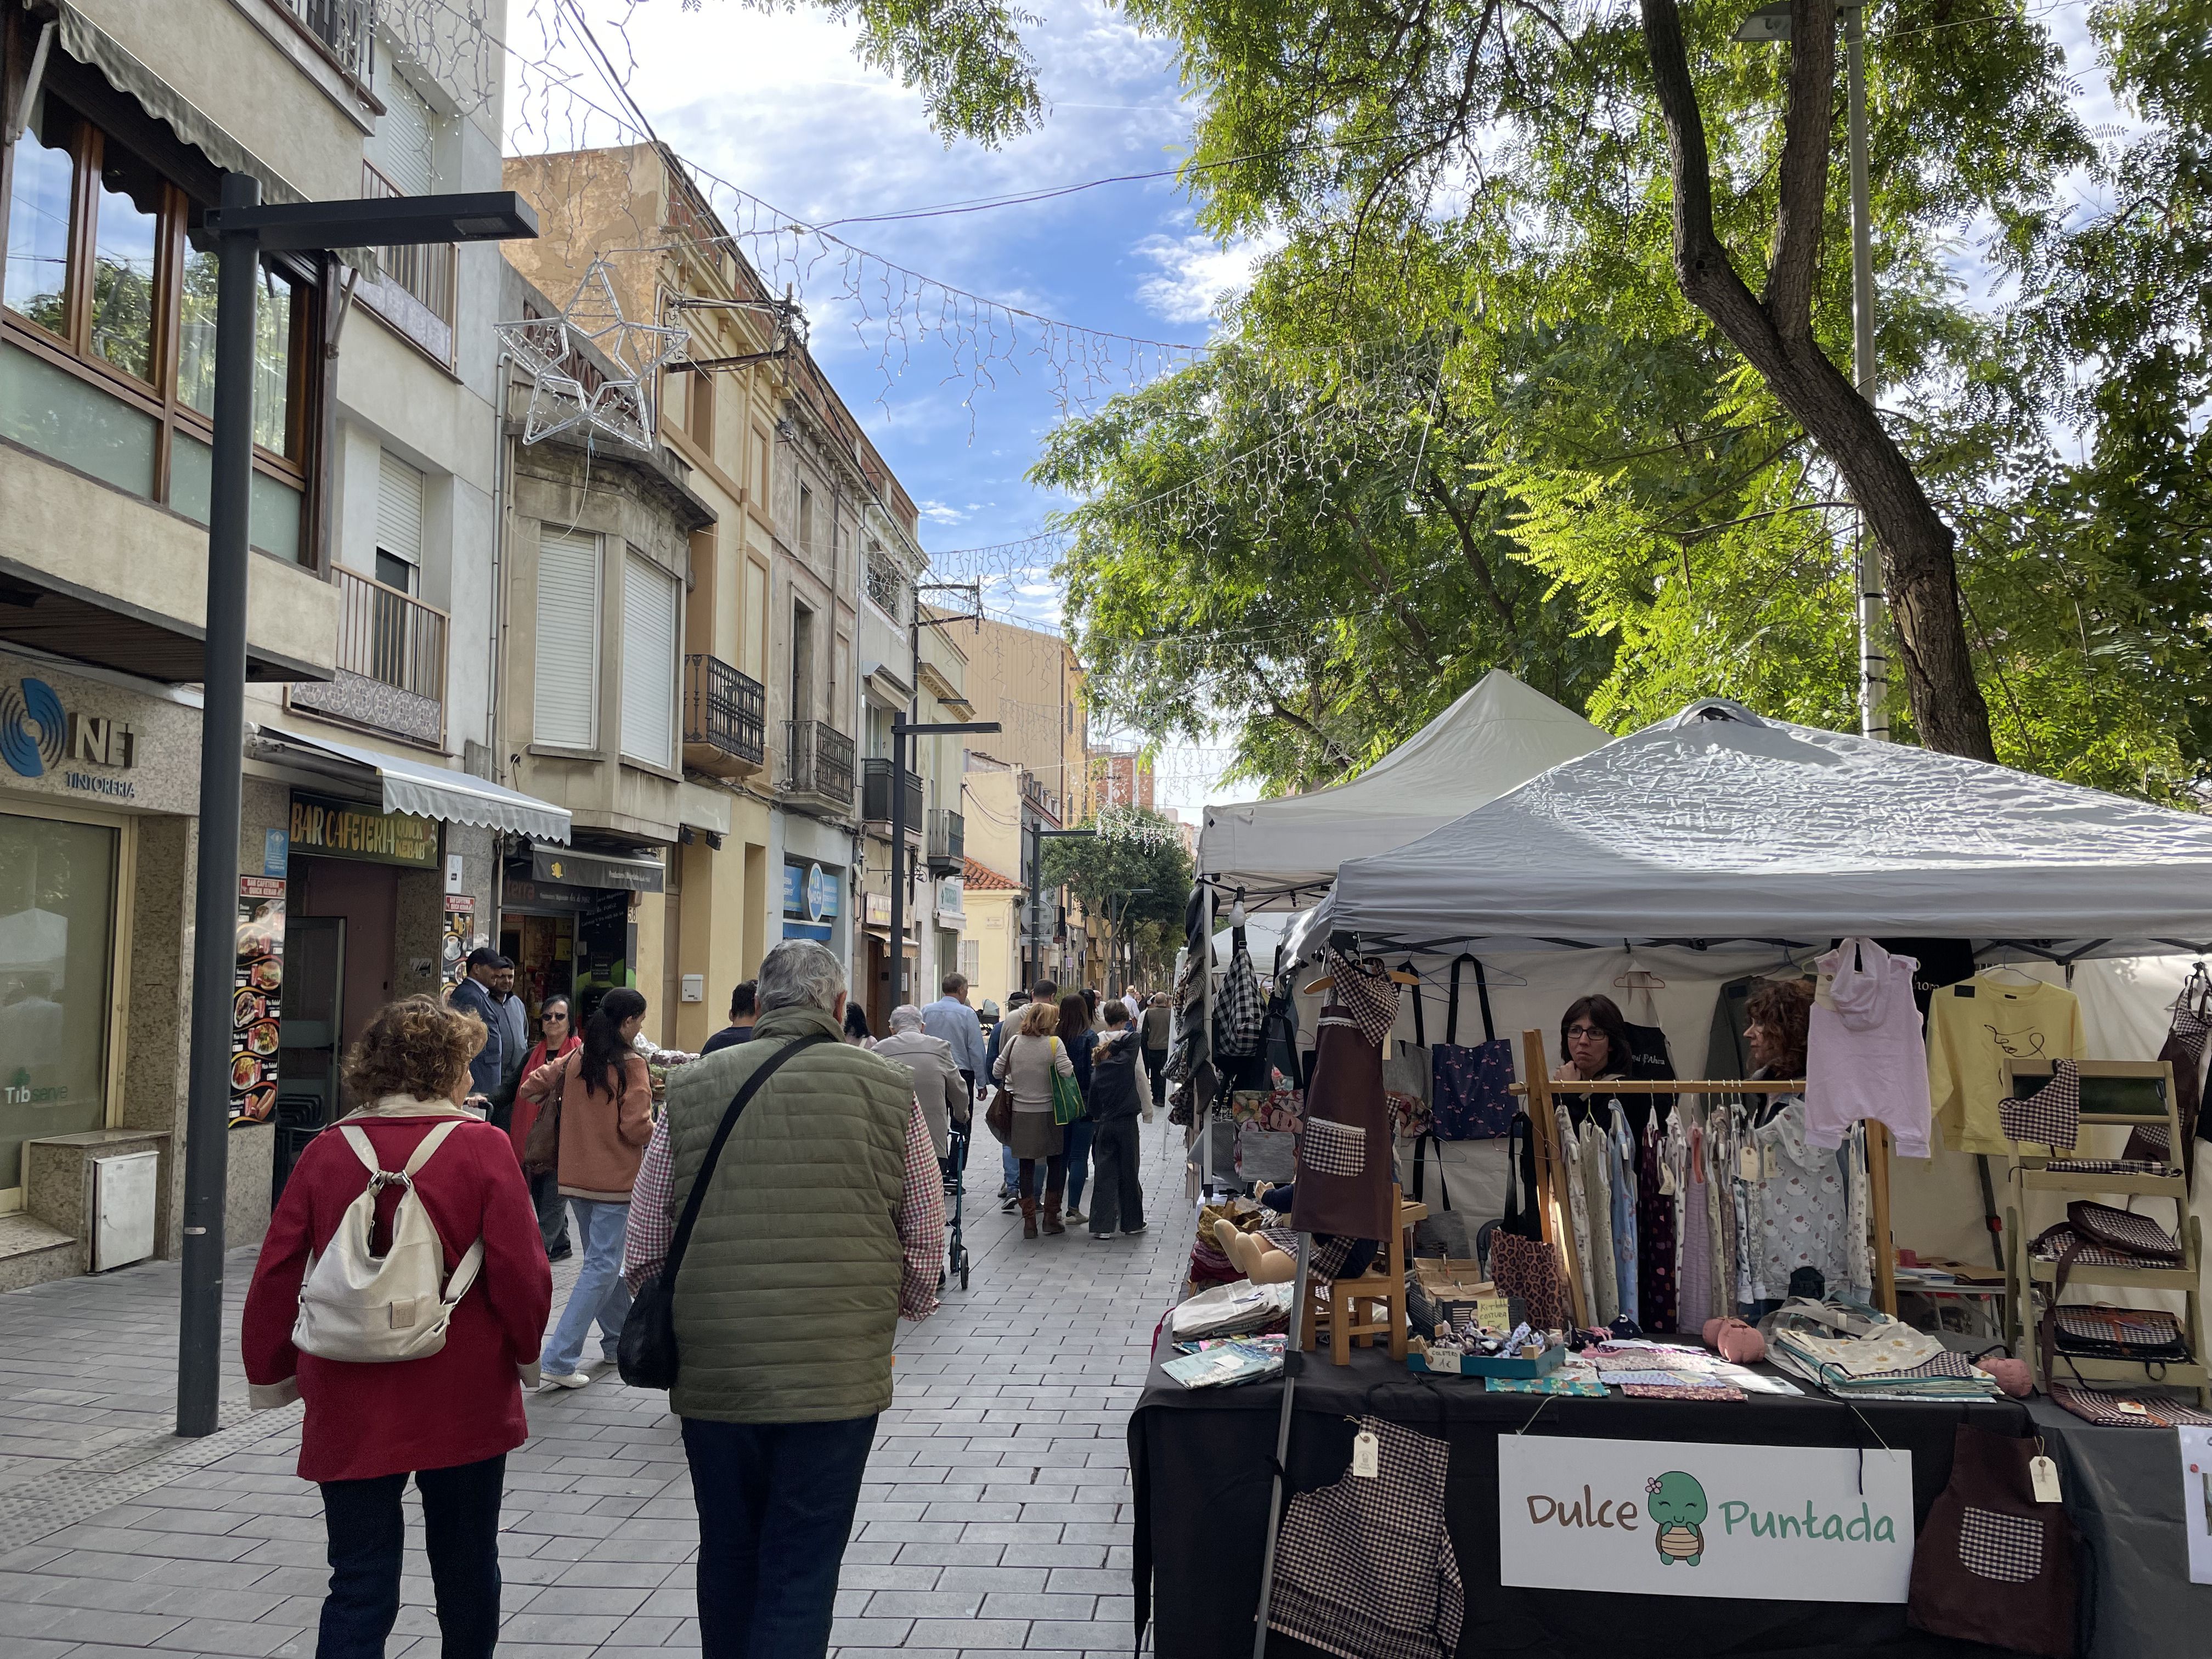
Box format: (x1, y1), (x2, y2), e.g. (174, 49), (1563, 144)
(0, 87), (319, 563)
(0, 812), (116, 1192)
(535, 527), (601, 748)
(620, 551), (681, 769)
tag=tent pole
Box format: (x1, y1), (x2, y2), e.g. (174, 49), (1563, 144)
(1251, 1232), (1312, 1659)
(1200, 883), (1217, 1194)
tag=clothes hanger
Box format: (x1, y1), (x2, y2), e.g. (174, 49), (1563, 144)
(1477, 957), (1528, 988)
(1302, 959), (1422, 995)
(1979, 951), (2040, 987)
(1614, 945), (1666, 991)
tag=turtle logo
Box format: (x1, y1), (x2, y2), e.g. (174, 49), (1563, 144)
(1647, 1471), (1708, 1566)
(0, 677), (66, 778)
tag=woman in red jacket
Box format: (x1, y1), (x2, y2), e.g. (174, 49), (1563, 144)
(243, 995), (552, 1659)
(509, 992), (579, 1260)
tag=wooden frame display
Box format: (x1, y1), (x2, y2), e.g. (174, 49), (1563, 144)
(1513, 1032), (1895, 1327)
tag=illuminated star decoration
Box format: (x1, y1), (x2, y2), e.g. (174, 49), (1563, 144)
(494, 259), (689, 452)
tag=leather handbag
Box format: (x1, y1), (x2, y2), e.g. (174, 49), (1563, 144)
(1429, 957), (1516, 1140)
(617, 1032), (834, 1390)
(1907, 1423), (2080, 1658)
(520, 1049), (575, 1175)
(985, 1090), (1014, 1145)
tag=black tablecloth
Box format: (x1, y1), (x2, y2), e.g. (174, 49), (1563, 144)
(2026, 1397), (2212, 1658)
(1130, 1337), (2035, 1659)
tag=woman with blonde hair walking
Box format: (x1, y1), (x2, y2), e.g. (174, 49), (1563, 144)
(991, 997), (1074, 1238)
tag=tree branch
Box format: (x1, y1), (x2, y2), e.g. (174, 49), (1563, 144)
(1335, 504), (1440, 664)
(1238, 646), (1357, 773)
(1767, 0), (1836, 344)
(1423, 476), (1521, 639)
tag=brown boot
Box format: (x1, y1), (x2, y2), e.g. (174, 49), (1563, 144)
(1041, 1188), (1066, 1235)
(1020, 1195), (1039, 1240)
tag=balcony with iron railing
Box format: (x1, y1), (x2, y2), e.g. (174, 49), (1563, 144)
(862, 759), (926, 840)
(357, 165), (456, 364)
(279, 0), (373, 82)
(286, 566), (447, 746)
(784, 720), (855, 812)
(684, 654), (765, 776)
(926, 808), (964, 876)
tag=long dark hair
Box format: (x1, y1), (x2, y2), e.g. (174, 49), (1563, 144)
(1558, 994), (1633, 1075)
(844, 1003), (873, 1043)
(582, 986), (647, 1097)
(1059, 993), (1091, 1047)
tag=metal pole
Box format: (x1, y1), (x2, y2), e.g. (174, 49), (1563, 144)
(889, 721), (906, 1009)
(177, 171), (261, 1437)
(1251, 1233), (1313, 1659)
(1844, 7), (1888, 741)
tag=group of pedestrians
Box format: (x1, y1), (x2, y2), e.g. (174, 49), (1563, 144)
(981, 978), (1153, 1242)
(240, 939), (946, 1659)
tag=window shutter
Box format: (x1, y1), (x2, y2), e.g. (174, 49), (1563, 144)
(375, 450), (424, 574)
(371, 69), (437, 195)
(621, 550), (680, 767)
(535, 529), (600, 748)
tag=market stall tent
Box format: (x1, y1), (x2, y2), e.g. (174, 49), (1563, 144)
(1198, 668), (1606, 912)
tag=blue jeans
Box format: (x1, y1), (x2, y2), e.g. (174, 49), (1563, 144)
(1002, 1143), (1019, 1195)
(682, 1413), (877, 1658)
(543, 1197), (632, 1376)
(1063, 1115), (1093, 1209)
(317, 1454), (504, 1659)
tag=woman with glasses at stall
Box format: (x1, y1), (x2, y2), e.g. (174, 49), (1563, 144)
(507, 995), (579, 1261)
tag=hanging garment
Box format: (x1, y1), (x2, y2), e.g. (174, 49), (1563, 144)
(1558, 1102), (1598, 1323)
(1608, 1102), (1640, 1329)
(1637, 1113), (1678, 1333)
(1745, 1095), (1852, 1305)
(1926, 977), (2085, 1154)
(1429, 956), (1517, 1139)
(1843, 1122), (1872, 1303)
(1577, 1113), (1619, 1327)
(1268, 1415), (1465, 1659)
(1381, 960), (1432, 1139)
(1216, 928), (1265, 1059)
(1677, 1124), (1713, 1338)
(1616, 982), (1679, 1131)
(1290, 1001), (1394, 1244)
(1807, 938), (1934, 1155)
(1907, 1424), (2081, 1659)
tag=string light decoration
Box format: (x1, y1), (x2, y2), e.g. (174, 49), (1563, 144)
(495, 258), (691, 449)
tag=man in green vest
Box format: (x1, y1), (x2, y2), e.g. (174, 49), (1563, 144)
(624, 939), (944, 1656)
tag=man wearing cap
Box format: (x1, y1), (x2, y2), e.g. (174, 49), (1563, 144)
(449, 946), (507, 1109)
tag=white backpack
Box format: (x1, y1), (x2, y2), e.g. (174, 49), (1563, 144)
(292, 1121), (486, 1364)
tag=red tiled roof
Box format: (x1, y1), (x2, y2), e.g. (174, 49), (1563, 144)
(962, 856), (1020, 892)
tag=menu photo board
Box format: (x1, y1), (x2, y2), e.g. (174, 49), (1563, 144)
(230, 876), (285, 1126)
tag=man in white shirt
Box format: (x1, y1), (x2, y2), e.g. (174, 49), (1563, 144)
(921, 974), (987, 1091)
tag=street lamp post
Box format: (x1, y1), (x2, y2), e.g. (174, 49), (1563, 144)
(888, 719), (1000, 1009)
(1736, 1), (1888, 740)
(175, 180), (537, 1438)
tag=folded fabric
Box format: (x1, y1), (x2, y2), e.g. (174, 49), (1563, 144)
(1621, 1382), (1746, 1401)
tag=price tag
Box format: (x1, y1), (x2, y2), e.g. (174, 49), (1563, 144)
(1739, 1145), (1763, 1182)
(2030, 1455), (2062, 1504)
(1475, 1296), (1511, 1329)
(1351, 1430), (1380, 1477)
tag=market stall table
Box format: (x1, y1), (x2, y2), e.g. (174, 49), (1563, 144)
(1131, 1335), (2036, 1659)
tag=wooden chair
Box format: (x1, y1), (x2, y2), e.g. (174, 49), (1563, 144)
(1299, 1188), (1423, 1364)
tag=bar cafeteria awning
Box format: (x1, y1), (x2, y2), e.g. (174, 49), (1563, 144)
(253, 726), (571, 843)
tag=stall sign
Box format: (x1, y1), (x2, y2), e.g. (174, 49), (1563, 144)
(289, 792), (439, 868)
(1497, 1435), (1914, 1603)
(230, 877), (285, 1126)
(2182, 1427), (2212, 1585)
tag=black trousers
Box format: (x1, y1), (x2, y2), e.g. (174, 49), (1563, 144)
(1087, 1115), (1146, 1236)
(1143, 1047), (1168, 1107)
(529, 1168), (569, 1254)
(317, 1453), (505, 1659)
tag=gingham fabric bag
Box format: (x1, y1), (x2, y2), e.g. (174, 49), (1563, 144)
(1997, 1058), (2081, 1152)
(1268, 1415), (1464, 1659)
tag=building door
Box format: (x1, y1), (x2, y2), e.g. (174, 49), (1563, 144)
(292, 857), (398, 1050)
(502, 911), (577, 1023)
(275, 915), (345, 1193)
(865, 933), (888, 1040)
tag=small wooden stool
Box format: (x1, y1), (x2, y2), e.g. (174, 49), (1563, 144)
(1299, 1188), (1423, 1364)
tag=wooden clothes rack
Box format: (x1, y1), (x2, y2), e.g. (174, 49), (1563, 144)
(1511, 1032), (1897, 1328)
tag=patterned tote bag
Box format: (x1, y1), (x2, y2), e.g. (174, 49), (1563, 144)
(1429, 956), (1516, 1140)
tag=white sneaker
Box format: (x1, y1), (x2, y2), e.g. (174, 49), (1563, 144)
(540, 1372), (591, 1390)
(1122, 1223), (1148, 1235)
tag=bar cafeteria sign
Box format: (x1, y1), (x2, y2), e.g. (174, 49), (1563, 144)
(289, 792), (439, 868)
(1497, 1435), (1914, 1602)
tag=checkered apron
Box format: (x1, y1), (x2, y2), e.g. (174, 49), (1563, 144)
(1907, 1423), (2079, 1657)
(1997, 1058), (2080, 1152)
(1268, 1416), (1464, 1659)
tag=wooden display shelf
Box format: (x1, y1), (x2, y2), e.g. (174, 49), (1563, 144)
(2019, 1169), (2185, 1198)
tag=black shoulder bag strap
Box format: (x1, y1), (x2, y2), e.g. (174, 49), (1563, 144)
(1474, 957), (1497, 1044)
(1401, 960), (1426, 1048)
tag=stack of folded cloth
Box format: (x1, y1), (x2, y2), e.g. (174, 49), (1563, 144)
(1766, 1313), (2003, 1402)
(1585, 1343), (1747, 1401)
(1169, 1280), (1296, 1342)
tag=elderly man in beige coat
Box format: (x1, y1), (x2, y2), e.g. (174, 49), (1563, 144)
(874, 1003), (970, 1162)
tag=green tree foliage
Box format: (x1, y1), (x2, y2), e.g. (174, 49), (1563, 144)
(1039, 810), (1193, 937)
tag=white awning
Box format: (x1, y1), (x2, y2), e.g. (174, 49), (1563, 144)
(257, 726), (571, 843)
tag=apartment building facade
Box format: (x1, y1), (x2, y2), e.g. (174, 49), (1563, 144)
(0, 0), (571, 1285)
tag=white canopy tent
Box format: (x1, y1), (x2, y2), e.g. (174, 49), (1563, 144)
(1198, 668), (1606, 912)
(1302, 698), (2212, 960)
(1279, 698), (2212, 1311)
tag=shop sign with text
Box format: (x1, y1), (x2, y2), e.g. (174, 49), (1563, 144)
(289, 792), (439, 868)
(1497, 1435), (1914, 1603)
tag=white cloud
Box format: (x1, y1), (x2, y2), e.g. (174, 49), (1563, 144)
(917, 500), (968, 524)
(1131, 229), (1283, 325)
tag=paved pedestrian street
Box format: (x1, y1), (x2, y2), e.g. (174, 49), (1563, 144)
(0, 1119), (1192, 1659)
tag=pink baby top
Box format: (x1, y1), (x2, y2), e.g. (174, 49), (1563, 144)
(1805, 938), (1933, 1156)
